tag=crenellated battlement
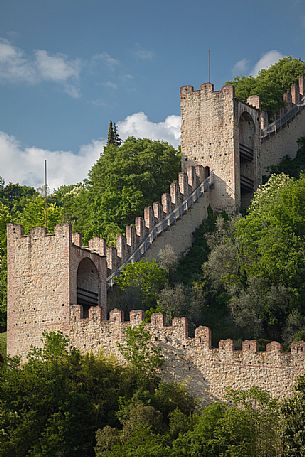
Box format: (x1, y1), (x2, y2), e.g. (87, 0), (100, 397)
(261, 75), (305, 137)
(104, 164), (212, 286)
(62, 308), (305, 401)
(180, 82), (235, 99)
(68, 306), (305, 358)
(7, 163), (211, 293)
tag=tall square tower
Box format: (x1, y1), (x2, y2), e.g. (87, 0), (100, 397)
(180, 83), (261, 211)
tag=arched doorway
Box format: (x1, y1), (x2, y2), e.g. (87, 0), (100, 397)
(239, 112), (255, 209)
(204, 166), (210, 179)
(77, 258), (99, 318)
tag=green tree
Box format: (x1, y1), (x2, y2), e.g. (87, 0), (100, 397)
(107, 121), (116, 146)
(282, 374), (305, 456)
(69, 137), (180, 244)
(0, 332), (141, 457)
(118, 322), (163, 383)
(15, 195), (64, 233)
(173, 388), (281, 457)
(204, 173), (305, 342)
(115, 260), (168, 309)
(228, 56), (305, 115)
(0, 178), (37, 213)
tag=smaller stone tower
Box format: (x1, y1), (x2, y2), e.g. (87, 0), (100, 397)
(7, 223), (107, 359)
(180, 83), (261, 211)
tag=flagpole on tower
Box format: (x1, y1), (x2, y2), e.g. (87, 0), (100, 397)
(208, 48), (211, 83)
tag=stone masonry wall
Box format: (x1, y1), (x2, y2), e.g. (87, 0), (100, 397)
(261, 107), (305, 173)
(66, 308), (305, 402)
(143, 191), (209, 262)
(180, 83), (260, 212)
(7, 223), (107, 358)
(106, 164), (209, 285)
(180, 83), (236, 212)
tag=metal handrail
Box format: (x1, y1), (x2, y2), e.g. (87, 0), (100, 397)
(261, 97), (305, 138)
(106, 174), (213, 286)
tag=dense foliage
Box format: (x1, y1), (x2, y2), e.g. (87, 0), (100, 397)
(203, 173), (305, 343)
(56, 137), (181, 244)
(95, 385), (284, 456)
(227, 56), (305, 115)
(0, 331), (194, 457)
(112, 260), (168, 313)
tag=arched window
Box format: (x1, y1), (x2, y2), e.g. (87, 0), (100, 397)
(77, 258), (99, 318)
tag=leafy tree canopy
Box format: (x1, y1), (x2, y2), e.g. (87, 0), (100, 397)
(0, 178), (38, 212)
(282, 374), (305, 456)
(118, 322), (163, 384)
(63, 137), (181, 244)
(14, 195), (64, 234)
(115, 260), (168, 309)
(227, 57), (305, 114)
(0, 332), (142, 456)
(204, 173), (305, 342)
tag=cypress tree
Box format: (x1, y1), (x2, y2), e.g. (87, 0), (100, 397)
(113, 123), (122, 146)
(107, 121), (115, 146)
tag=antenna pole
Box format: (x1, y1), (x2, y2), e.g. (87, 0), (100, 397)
(208, 48), (211, 83)
(44, 160), (48, 229)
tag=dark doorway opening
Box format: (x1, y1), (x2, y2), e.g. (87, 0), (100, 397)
(77, 258), (99, 318)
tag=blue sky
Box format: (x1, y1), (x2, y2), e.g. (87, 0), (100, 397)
(1, 0), (305, 189)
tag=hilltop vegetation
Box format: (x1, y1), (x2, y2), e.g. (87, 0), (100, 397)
(227, 56), (305, 115)
(53, 137), (181, 245)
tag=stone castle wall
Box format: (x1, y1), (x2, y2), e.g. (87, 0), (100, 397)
(106, 165), (210, 286)
(143, 191), (209, 262)
(7, 223), (107, 358)
(259, 75), (305, 174)
(180, 83), (261, 212)
(66, 308), (305, 402)
(261, 107), (305, 173)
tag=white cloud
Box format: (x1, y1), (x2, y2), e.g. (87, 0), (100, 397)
(133, 45), (154, 60)
(118, 112), (180, 147)
(232, 58), (249, 75)
(0, 113), (181, 189)
(35, 50), (80, 82)
(0, 131), (104, 190)
(251, 50), (284, 75)
(94, 52), (120, 69)
(103, 81), (118, 90)
(0, 38), (80, 96)
(0, 39), (37, 83)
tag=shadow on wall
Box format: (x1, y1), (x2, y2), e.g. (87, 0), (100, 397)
(208, 173), (238, 214)
(159, 340), (215, 405)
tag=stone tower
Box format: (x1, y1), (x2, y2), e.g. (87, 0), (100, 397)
(7, 223), (107, 358)
(180, 82), (261, 211)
